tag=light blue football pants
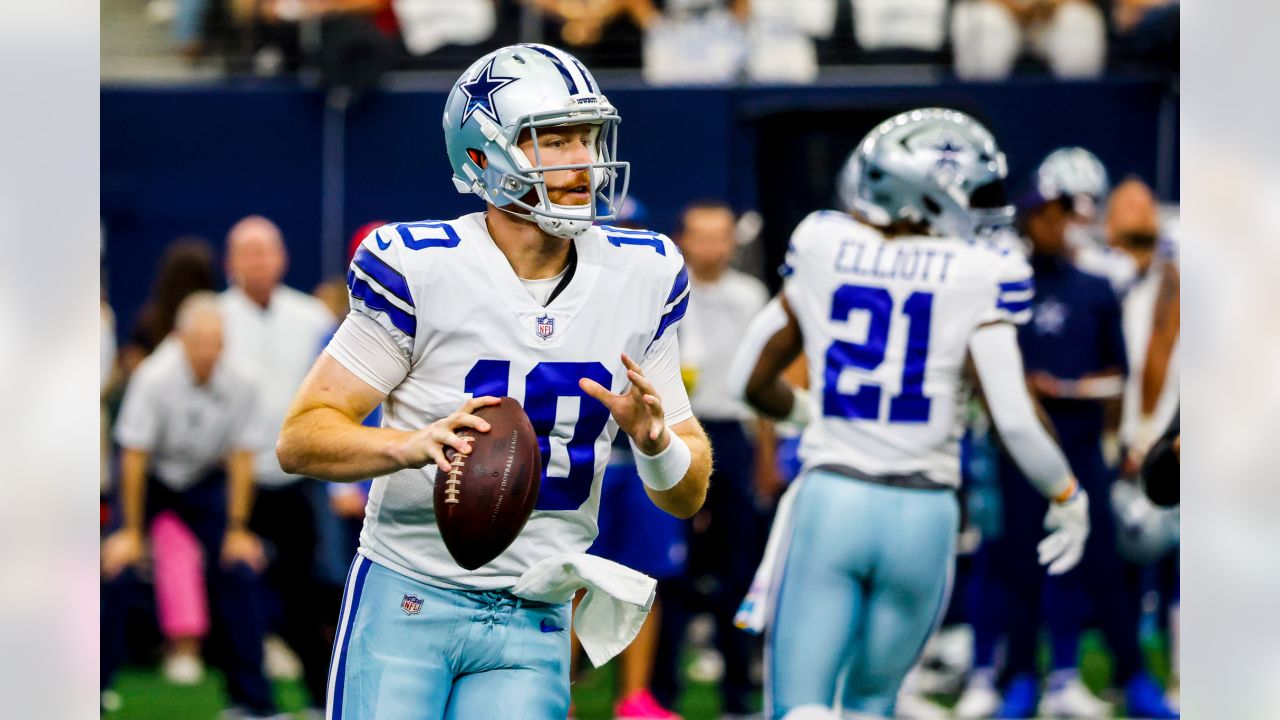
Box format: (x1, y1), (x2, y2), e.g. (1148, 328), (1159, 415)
(327, 555), (571, 720)
(766, 469), (959, 719)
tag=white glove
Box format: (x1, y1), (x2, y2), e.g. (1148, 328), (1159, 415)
(1038, 488), (1090, 575)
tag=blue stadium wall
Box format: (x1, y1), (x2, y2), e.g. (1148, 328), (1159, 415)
(101, 77), (1177, 341)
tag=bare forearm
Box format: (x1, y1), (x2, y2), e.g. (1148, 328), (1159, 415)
(643, 425), (712, 519)
(1142, 266), (1179, 414)
(277, 406), (414, 482)
(747, 377), (797, 420)
(119, 449), (149, 534)
(735, 296), (804, 419)
(225, 450), (256, 530)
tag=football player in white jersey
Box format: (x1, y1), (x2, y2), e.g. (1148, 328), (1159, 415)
(726, 109), (1091, 720)
(275, 44), (711, 720)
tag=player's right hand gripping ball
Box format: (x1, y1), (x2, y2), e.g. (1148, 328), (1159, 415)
(434, 397), (542, 570)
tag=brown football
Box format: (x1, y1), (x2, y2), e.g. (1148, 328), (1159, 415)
(434, 397), (543, 570)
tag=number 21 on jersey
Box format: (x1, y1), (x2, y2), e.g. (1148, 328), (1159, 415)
(824, 283), (934, 424)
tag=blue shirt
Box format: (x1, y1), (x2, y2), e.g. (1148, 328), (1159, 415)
(1018, 253), (1127, 447)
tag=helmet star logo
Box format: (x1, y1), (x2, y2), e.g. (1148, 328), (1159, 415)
(934, 137), (964, 171)
(460, 58), (518, 127)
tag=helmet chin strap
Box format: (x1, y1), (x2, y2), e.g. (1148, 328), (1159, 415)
(493, 201), (593, 239)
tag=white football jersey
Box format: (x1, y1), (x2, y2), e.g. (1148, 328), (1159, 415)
(326, 212), (692, 590)
(783, 210), (1033, 487)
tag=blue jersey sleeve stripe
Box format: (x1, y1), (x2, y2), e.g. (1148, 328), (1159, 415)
(652, 292), (690, 345)
(666, 263), (690, 305)
(352, 246), (414, 307)
(999, 278), (1034, 294)
(348, 273), (417, 337)
(996, 297), (1032, 314)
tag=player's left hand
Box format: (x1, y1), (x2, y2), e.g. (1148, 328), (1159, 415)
(580, 353), (669, 456)
(221, 527), (267, 573)
(1038, 488), (1090, 575)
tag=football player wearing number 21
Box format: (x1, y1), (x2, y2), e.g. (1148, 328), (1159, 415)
(728, 110), (1091, 720)
(275, 44), (711, 720)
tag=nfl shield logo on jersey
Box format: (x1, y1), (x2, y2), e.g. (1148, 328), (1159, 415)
(535, 314), (555, 341)
(400, 594), (423, 616)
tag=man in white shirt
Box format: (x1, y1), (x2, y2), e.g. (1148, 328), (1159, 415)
(219, 215), (340, 711)
(100, 293), (277, 718)
(656, 200), (771, 717)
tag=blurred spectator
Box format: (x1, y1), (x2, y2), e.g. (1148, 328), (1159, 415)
(1106, 179), (1180, 461)
(1112, 0), (1178, 74)
(959, 167), (1177, 718)
(850, 0), (947, 54)
(951, 0), (1106, 79)
(1104, 183), (1179, 717)
(654, 200), (770, 717)
(639, 0), (746, 84)
(640, 0), (826, 85)
(101, 292), (277, 718)
(110, 236), (221, 687)
(219, 215), (339, 714)
(212, 0), (401, 90)
(393, 0), (495, 60)
(529, 0), (659, 68)
(120, 237), (217, 377)
(742, 0), (827, 81)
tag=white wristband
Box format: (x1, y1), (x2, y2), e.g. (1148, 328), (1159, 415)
(630, 431), (692, 492)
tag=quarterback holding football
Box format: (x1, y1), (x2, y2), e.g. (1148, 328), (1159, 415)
(277, 43), (711, 720)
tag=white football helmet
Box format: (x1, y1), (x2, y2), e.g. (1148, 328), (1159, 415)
(443, 44), (630, 238)
(837, 108), (1013, 240)
(1033, 146), (1110, 221)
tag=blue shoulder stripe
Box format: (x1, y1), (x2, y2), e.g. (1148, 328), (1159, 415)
(999, 278), (1034, 295)
(652, 292), (690, 345)
(666, 263), (689, 306)
(352, 246), (414, 308)
(347, 272), (417, 337)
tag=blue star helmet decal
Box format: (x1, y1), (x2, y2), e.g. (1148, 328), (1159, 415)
(459, 58), (519, 127)
(933, 137), (964, 172)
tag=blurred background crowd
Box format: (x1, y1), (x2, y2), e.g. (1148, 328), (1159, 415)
(103, 0), (1178, 86)
(100, 1), (1179, 718)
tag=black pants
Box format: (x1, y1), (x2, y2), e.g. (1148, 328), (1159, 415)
(101, 472), (276, 714)
(251, 480), (341, 709)
(653, 420), (763, 713)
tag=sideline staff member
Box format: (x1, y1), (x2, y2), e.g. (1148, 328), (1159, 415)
(100, 292), (277, 718)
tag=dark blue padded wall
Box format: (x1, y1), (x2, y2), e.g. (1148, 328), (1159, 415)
(102, 76), (1174, 341)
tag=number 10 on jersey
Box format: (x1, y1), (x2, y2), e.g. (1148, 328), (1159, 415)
(824, 284), (934, 424)
(464, 359), (612, 512)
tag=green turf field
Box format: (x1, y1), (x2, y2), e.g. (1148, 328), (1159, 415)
(106, 631), (1168, 719)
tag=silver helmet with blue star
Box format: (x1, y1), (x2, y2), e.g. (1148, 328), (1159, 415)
(443, 44), (629, 239)
(1031, 146), (1110, 220)
(837, 108), (1013, 240)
